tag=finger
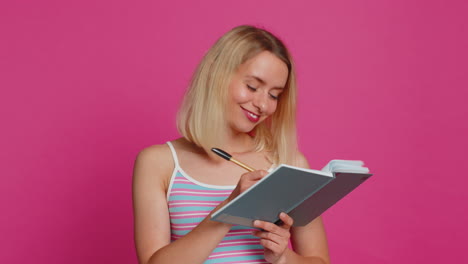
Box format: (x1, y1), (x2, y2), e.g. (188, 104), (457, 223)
(254, 220), (289, 238)
(259, 237), (282, 253)
(253, 170), (268, 179)
(253, 224), (291, 256)
(242, 170), (268, 181)
(254, 220), (278, 233)
(253, 230), (285, 245)
(279, 212), (294, 229)
(237, 171), (267, 193)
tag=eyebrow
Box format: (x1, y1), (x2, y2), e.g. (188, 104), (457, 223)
(247, 75), (284, 89)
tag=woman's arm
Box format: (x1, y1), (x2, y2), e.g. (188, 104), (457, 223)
(288, 154), (330, 264)
(287, 216), (330, 264)
(132, 144), (268, 264)
(132, 145), (232, 264)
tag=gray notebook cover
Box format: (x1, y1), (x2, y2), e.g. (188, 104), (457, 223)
(211, 164), (372, 227)
(288, 171), (372, 226)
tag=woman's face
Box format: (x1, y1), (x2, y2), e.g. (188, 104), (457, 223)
(226, 51), (289, 134)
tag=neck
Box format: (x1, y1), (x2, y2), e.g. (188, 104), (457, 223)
(219, 130), (255, 154)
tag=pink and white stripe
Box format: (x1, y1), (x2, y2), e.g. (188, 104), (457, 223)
(168, 200), (221, 208)
(207, 249), (265, 259)
(219, 260), (269, 264)
(217, 238), (261, 248)
(169, 211), (211, 219)
(171, 189), (233, 197)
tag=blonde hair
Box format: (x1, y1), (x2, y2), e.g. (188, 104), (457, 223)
(177, 25), (299, 166)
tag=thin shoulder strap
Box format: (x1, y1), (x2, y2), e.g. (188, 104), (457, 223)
(166, 141), (180, 168)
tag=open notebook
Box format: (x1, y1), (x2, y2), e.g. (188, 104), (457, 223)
(211, 160), (372, 227)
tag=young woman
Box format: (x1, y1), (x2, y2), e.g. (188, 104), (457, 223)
(132, 25), (330, 264)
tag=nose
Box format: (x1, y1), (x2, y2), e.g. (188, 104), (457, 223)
(252, 92), (268, 113)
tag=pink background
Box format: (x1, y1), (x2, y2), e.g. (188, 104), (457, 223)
(1, 0), (467, 263)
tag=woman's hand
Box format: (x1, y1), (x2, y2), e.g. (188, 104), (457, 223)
(226, 170), (268, 202)
(211, 170), (267, 220)
(253, 212), (294, 264)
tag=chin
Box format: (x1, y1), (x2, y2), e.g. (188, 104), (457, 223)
(229, 116), (266, 134)
(231, 123), (257, 135)
(239, 127), (256, 134)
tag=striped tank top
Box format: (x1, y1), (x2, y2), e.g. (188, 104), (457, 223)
(166, 142), (269, 264)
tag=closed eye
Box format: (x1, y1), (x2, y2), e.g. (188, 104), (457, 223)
(247, 83), (280, 100)
(247, 84), (257, 91)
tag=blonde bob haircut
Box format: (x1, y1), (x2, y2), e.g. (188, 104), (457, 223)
(177, 25), (299, 166)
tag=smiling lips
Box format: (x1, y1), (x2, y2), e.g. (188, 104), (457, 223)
(242, 107), (260, 122)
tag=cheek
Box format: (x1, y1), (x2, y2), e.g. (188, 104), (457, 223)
(230, 85), (250, 104)
(267, 101), (278, 115)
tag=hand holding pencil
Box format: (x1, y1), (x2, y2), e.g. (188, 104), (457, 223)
(211, 147), (266, 200)
(211, 148), (293, 260)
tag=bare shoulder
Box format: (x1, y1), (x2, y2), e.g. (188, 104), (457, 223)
(135, 143), (172, 166)
(295, 151), (311, 169)
(133, 143), (175, 191)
